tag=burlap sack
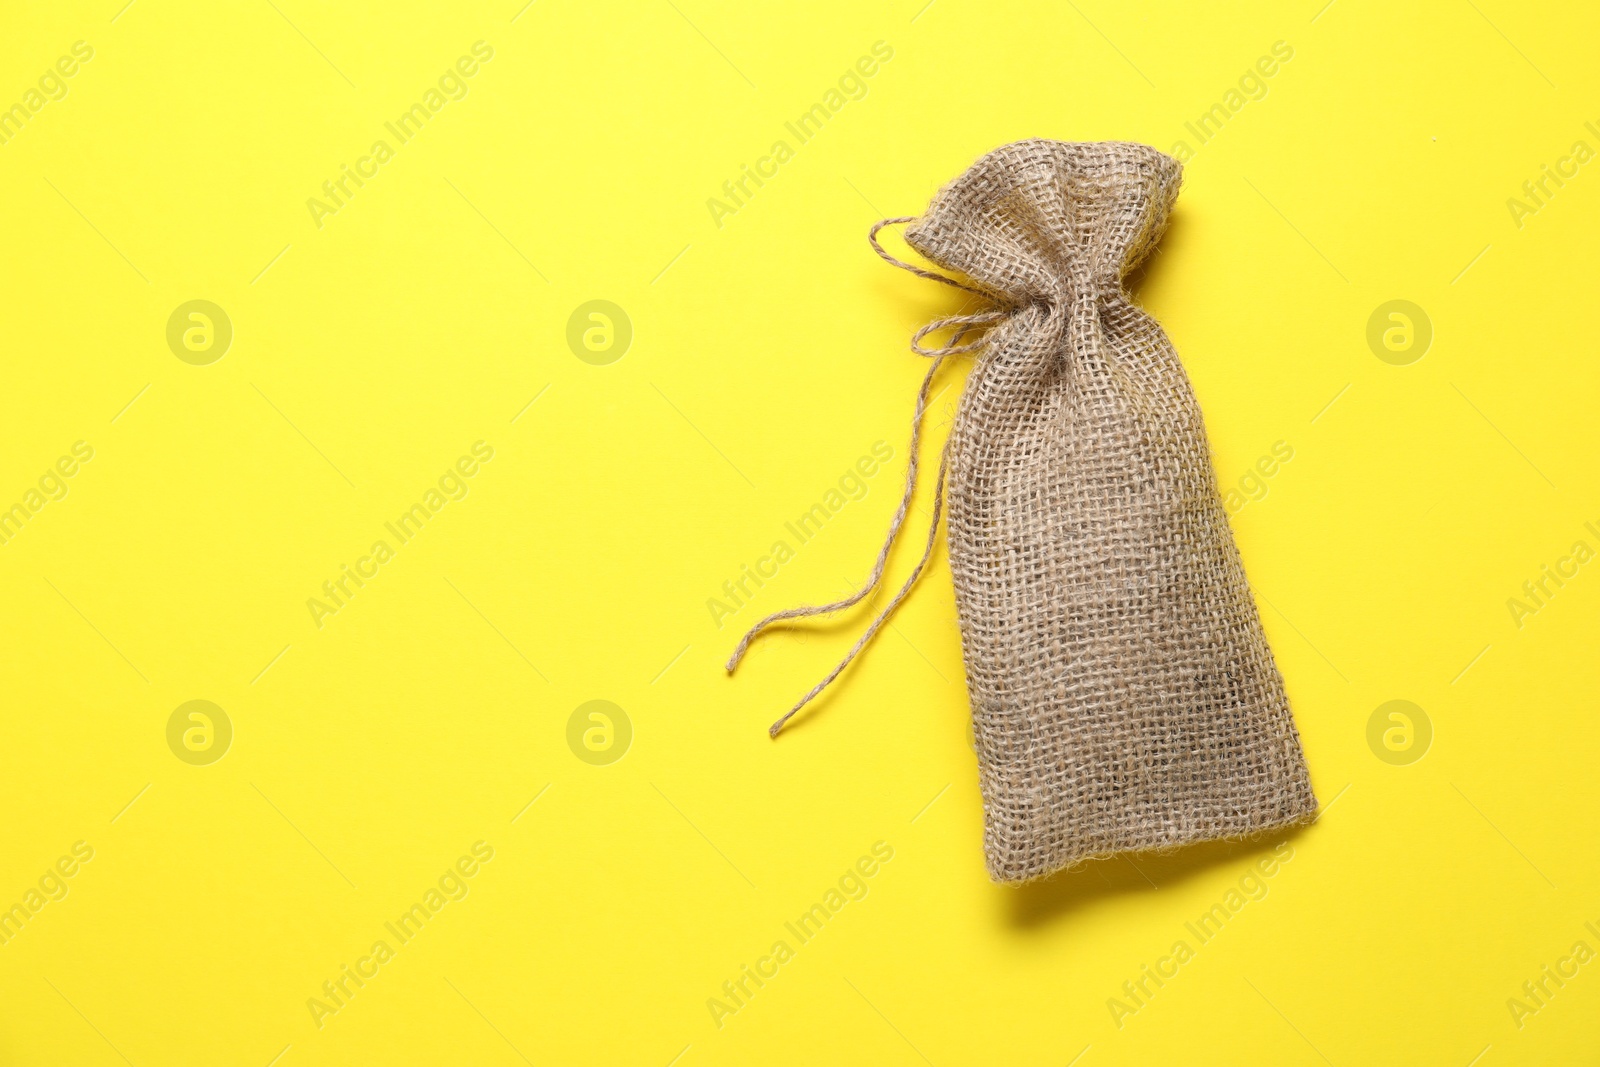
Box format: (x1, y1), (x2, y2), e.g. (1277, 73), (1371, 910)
(729, 139), (1317, 884)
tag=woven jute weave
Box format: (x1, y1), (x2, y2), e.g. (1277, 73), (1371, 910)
(729, 139), (1317, 885)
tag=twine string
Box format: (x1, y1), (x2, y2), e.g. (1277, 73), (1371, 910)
(726, 218), (1007, 737)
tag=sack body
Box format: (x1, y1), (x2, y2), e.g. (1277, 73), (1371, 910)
(903, 140), (1317, 883)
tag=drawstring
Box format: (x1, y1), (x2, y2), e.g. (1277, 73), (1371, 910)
(867, 216), (982, 293)
(726, 217), (1006, 737)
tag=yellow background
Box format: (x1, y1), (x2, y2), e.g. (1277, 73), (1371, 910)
(1, 0), (1596, 1063)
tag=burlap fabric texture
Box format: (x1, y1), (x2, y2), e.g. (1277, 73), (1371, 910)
(728, 140), (1317, 884)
